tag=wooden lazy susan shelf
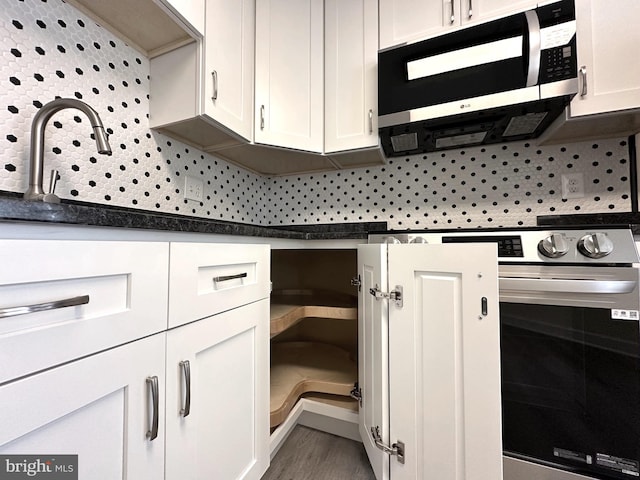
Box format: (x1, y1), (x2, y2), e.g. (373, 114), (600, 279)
(270, 289), (357, 338)
(270, 341), (357, 428)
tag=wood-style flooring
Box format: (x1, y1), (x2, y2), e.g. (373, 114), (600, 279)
(261, 425), (377, 480)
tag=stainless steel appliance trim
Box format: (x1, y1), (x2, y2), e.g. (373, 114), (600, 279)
(525, 10), (541, 87)
(378, 86), (540, 128)
(406, 36), (524, 81)
(504, 456), (600, 480)
(540, 77), (578, 99)
(499, 265), (640, 310)
(500, 277), (637, 295)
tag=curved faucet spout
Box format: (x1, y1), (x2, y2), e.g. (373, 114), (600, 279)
(24, 98), (112, 202)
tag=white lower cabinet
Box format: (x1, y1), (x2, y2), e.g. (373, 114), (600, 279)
(0, 236), (270, 480)
(0, 332), (166, 479)
(165, 299), (270, 480)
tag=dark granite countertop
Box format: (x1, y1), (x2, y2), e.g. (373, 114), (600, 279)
(0, 195), (386, 240)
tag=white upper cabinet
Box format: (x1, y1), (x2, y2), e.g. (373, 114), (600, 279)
(67, 0), (200, 56)
(163, 0), (206, 36)
(255, 0), (325, 152)
(570, 0), (640, 117)
(204, 0), (255, 141)
(379, 0), (537, 50)
(149, 0), (255, 149)
(324, 0), (379, 153)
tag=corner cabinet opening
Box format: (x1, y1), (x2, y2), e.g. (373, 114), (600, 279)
(269, 249), (359, 431)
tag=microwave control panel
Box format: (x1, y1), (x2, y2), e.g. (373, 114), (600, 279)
(538, 0), (577, 84)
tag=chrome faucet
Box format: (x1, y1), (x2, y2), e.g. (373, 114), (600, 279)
(24, 98), (112, 202)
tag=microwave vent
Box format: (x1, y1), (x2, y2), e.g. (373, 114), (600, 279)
(390, 132), (418, 153)
(503, 112), (548, 137)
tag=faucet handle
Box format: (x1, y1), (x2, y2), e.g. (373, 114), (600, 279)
(48, 169), (58, 195)
(43, 169), (61, 203)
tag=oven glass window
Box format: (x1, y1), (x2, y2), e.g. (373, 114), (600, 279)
(501, 303), (640, 480)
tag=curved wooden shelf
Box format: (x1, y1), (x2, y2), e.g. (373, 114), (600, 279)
(270, 341), (357, 428)
(270, 290), (357, 338)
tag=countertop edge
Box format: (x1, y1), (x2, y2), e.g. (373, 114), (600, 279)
(0, 196), (385, 240)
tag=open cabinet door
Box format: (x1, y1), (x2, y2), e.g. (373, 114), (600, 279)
(357, 244), (390, 480)
(387, 243), (503, 480)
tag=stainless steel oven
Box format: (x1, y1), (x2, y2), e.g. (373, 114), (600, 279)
(369, 227), (640, 480)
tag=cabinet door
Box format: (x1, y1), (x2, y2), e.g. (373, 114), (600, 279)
(0, 333), (166, 479)
(387, 243), (502, 480)
(379, 0), (450, 50)
(204, 0), (255, 141)
(357, 245), (390, 480)
(255, 0), (324, 152)
(570, 0), (640, 117)
(325, 0), (379, 153)
(165, 299), (269, 480)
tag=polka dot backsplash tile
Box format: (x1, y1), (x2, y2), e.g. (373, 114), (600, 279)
(0, 0), (633, 230)
(268, 138), (632, 229)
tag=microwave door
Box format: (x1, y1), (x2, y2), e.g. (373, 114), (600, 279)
(378, 10), (538, 125)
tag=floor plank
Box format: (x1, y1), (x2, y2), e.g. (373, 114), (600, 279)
(262, 425), (377, 480)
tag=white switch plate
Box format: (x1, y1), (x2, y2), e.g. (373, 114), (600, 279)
(184, 175), (204, 202)
(561, 173), (584, 199)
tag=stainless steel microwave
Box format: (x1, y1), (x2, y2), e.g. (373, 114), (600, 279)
(378, 0), (578, 157)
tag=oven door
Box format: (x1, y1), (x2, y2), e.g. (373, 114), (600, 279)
(499, 265), (640, 480)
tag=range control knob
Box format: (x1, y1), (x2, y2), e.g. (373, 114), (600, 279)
(410, 236), (428, 244)
(537, 234), (570, 258)
(577, 233), (614, 259)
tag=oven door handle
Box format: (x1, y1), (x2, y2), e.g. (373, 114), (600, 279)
(499, 277), (637, 295)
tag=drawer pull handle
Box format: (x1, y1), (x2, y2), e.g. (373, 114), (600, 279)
(213, 272), (248, 283)
(179, 360), (191, 417)
(146, 376), (159, 441)
(0, 294), (90, 319)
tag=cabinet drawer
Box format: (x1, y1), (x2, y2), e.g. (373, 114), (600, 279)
(168, 243), (270, 328)
(0, 240), (169, 384)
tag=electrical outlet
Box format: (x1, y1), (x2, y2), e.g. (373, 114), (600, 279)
(184, 175), (204, 202)
(561, 173), (585, 200)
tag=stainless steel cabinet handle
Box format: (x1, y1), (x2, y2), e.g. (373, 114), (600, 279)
(211, 70), (218, 101)
(213, 272), (248, 282)
(579, 66), (588, 97)
(146, 376), (159, 441)
(468, 0), (472, 18)
(0, 294), (90, 319)
(368, 109), (373, 134)
(179, 360), (191, 417)
(450, 0), (455, 24)
(260, 105), (265, 130)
